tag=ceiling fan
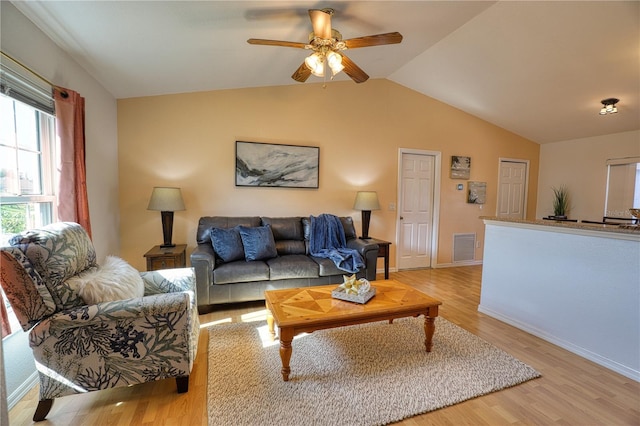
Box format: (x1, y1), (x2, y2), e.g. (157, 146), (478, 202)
(247, 8), (403, 84)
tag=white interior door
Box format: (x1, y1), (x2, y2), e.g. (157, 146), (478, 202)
(398, 153), (435, 270)
(497, 159), (528, 219)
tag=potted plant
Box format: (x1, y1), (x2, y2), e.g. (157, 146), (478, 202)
(552, 185), (570, 219)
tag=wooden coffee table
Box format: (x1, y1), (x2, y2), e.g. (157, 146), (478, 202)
(264, 279), (442, 381)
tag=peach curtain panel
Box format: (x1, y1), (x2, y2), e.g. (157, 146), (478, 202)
(54, 88), (92, 238)
(0, 300), (10, 338)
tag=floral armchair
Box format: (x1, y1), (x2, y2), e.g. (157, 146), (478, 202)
(0, 222), (199, 421)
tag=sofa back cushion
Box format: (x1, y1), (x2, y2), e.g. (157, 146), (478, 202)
(197, 216), (261, 245)
(261, 217), (306, 255)
(9, 222), (97, 310)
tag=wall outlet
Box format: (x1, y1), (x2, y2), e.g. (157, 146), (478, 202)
(389, 203), (396, 211)
(476, 240), (482, 249)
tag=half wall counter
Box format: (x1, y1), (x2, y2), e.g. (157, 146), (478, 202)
(479, 217), (639, 381)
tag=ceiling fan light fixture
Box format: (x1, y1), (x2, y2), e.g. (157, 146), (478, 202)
(327, 51), (344, 76)
(305, 53), (324, 77)
(599, 98), (619, 115)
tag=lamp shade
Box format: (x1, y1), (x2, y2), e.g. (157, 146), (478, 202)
(353, 191), (380, 211)
(147, 187), (185, 212)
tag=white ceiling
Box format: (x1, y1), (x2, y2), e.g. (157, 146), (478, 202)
(11, 1), (640, 144)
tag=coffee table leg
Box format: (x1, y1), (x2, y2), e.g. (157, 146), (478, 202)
(266, 310), (275, 339)
(279, 327), (294, 381)
(424, 316), (436, 352)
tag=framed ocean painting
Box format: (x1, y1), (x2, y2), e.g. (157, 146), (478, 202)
(235, 141), (319, 188)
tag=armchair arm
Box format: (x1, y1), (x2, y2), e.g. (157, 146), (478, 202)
(347, 239), (379, 281)
(141, 267), (196, 295)
(190, 244), (215, 310)
(31, 292), (190, 337)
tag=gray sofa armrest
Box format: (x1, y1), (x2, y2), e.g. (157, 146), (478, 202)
(190, 244), (215, 311)
(347, 239), (379, 281)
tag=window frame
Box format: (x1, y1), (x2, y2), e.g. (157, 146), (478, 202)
(1, 94), (58, 242)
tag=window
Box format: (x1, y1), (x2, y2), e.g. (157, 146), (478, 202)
(0, 93), (57, 245)
(605, 157), (640, 217)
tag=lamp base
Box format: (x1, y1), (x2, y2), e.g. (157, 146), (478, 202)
(360, 210), (372, 239)
(160, 211), (175, 248)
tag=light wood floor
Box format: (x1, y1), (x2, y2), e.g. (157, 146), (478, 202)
(9, 266), (640, 425)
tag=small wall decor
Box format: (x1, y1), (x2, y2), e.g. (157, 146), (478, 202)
(235, 141), (319, 188)
(468, 181), (486, 204)
(450, 155), (471, 179)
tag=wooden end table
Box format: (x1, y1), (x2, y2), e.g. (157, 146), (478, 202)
(144, 244), (187, 271)
(265, 279), (441, 381)
(366, 237), (391, 279)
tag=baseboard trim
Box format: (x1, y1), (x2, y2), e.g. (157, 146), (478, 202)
(8, 371), (38, 410)
(478, 305), (640, 382)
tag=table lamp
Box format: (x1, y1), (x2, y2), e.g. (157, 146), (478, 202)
(147, 187), (185, 248)
(353, 191), (380, 239)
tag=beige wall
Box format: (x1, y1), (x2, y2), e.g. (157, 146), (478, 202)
(536, 130), (640, 221)
(118, 79), (539, 271)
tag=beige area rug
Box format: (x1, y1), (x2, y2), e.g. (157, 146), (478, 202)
(207, 317), (540, 426)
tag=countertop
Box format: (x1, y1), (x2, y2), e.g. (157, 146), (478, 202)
(480, 216), (640, 236)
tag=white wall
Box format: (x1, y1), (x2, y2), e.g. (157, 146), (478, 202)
(480, 220), (640, 381)
(536, 130), (640, 220)
(1, 1), (120, 407)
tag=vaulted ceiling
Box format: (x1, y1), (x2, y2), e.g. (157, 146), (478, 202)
(10, 1), (640, 144)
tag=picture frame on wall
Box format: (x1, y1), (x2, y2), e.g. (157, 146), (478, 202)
(235, 141), (319, 188)
(450, 155), (471, 179)
(468, 181), (487, 204)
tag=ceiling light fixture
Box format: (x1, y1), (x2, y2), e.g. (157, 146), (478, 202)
(599, 98), (619, 115)
(304, 45), (345, 79)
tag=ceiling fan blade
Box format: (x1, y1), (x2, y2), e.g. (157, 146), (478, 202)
(291, 62), (312, 83)
(341, 55), (369, 84)
(344, 32), (403, 49)
(309, 9), (332, 39)
(247, 38), (307, 49)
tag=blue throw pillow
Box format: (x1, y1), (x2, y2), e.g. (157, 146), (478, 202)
(210, 226), (245, 263)
(238, 225), (277, 261)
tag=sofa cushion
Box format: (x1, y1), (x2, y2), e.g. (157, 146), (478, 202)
(213, 260), (270, 284)
(311, 256), (351, 277)
(267, 255), (319, 280)
(238, 225), (277, 261)
(274, 240), (306, 256)
(261, 217), (304, 240)
(210, 226), (245, 263)
(262, 217), (306, 255)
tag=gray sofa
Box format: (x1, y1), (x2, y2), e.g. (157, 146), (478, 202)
(191, 216), (379, 313)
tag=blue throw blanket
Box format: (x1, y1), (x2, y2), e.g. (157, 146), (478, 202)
(309, 214), (364, 274)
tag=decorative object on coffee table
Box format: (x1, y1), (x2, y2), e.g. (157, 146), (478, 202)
(147, 187), (185, 248)
(332, 274), (375, 304)
(353, 191), (380, 239)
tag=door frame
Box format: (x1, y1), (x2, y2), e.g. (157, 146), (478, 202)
(496, 157), (530, 218)
(396, 148), (442, 270)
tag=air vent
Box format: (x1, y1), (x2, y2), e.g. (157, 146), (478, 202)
(453, 233), (476, 262)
